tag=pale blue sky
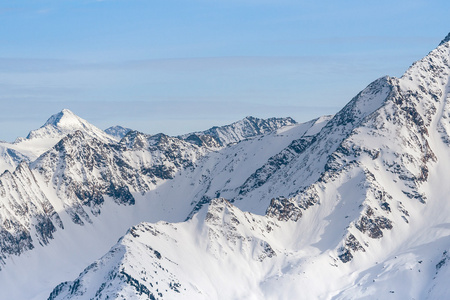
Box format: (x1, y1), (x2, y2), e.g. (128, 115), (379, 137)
(1, 0), (449, 141)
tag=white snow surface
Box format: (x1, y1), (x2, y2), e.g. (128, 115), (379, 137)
(2, 35), (450, 300)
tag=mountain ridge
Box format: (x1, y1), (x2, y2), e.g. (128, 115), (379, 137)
(179, 116), (297, 146)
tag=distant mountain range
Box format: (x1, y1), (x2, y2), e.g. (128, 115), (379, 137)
(2, 33), (450, 299)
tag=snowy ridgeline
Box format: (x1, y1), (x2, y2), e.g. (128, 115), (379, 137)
(2, 34), (450, 299)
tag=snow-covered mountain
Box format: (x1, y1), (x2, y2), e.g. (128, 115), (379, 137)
(0, 109), (117, 173)
(104, 125), (132, 140)
(0, 110), (305, 299)
(180, 116), (297, 146)
(2, 33), (450, 300)
(26, 109), (114, 143)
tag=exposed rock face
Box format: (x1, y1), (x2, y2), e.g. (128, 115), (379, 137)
(183, 133), (221, 148)
(265, 197), (302, 221)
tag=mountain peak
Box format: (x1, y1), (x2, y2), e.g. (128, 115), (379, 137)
(438, 32), (450, 46)
(25, 109), (115, 143)
(43, 109), (82, 128)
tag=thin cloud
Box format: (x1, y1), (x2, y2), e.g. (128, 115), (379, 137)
(0, 54), (413, 74)
(35, 8), (52, 14)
